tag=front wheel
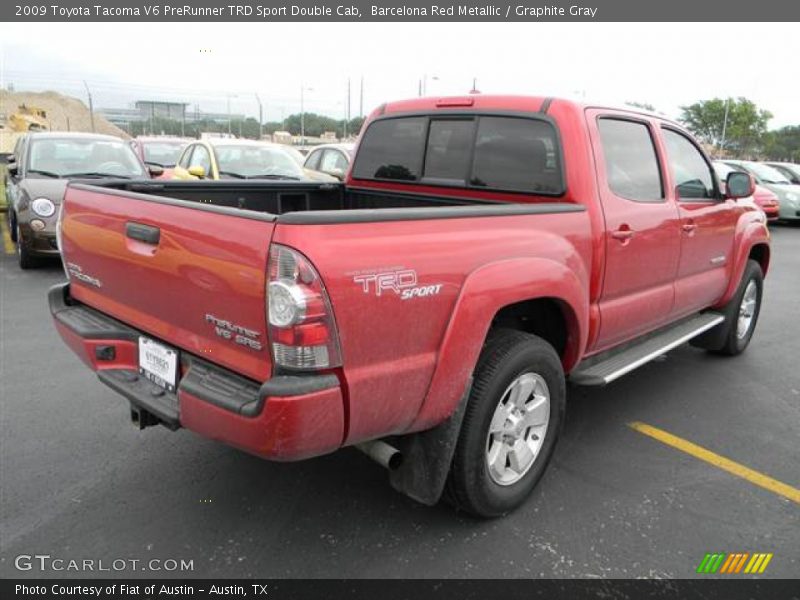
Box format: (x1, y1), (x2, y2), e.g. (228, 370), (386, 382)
(714, 260), (763, 355)
(445, 330), (565, 517)
(17, 224), (40, 270)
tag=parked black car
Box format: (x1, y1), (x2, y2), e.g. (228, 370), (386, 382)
(6, 132), (155, 268)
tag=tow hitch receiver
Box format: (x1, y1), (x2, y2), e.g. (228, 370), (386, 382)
(130, 405), (161, 430)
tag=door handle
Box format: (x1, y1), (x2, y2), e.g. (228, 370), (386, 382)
(611, 228), (634, 241)
(682, 221), (697, 233)
(125, 222), (160, 245)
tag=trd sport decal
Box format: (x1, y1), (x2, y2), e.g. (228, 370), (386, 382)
(351, 268), (443, 300)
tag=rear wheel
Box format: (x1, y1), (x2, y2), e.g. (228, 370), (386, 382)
(445, 329), (565, 517)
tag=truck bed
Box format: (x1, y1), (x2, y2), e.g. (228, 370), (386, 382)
(79, 179), (581, 223)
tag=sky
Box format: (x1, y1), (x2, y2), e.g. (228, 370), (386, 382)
(1, 22), (798, 127)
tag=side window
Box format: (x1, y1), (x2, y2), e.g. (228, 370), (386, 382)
(189, 145), (211, 174)
(352, 117), (427, 181)
(471, 117), (562, 193)
(320, 149), (348, 173)
(305, 149), (322, 171)
(178, 145), (194, 169)
(662, 129), (715, 200)
(423, 119), (475, 182)
(598, 118), (664, 202)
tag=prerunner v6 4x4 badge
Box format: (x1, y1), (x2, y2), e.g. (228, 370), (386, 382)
(205, 314), (263, 351)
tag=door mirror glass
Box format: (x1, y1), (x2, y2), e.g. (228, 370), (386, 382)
(148, 164), (164, 177)
(726, 172), (754, 199)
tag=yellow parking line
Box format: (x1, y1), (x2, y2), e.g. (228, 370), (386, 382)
(1, 214), (14, 255)
(629, 421), (800, 505)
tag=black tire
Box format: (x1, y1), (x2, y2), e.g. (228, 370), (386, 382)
(16, 224), (40, 270)
(691, 259), (763, 356)
(9, 212), (18, 243)
(445, 329), (565, 518)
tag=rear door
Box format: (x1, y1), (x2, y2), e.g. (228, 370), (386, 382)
(587, 111), (682, 351)
(60, 184), (276, 381)
(660, 127), (740, 315)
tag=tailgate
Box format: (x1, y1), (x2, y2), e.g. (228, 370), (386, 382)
(60, 184), (275, 382)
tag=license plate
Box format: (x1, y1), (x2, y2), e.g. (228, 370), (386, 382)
(138, 337), (178, 392)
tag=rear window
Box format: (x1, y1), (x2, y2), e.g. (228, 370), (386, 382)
(352, 117), (426, 182)
(352, 114), (564, 195)
(471, 117), (562, 193)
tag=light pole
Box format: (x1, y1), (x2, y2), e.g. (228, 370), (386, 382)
(226, 93), (238, 136)
(255, 93), (263, 139)
(419, 74), (439, 96)
(300, 84), (313, 145)
(719, 97), (731, 158)
(83, 80), (95, 132)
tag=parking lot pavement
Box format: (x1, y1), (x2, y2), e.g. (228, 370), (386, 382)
(1, 222), (798, 579)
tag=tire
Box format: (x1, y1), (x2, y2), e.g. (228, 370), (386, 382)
(714, 260), (763, 355)
(445, 329), (565, 517)
(691, 259), (763, 356)
(16, 224), (40, 270)
(9, 212), (18, 243)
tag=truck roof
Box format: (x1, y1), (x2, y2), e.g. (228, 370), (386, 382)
(377, 95), (681, 126)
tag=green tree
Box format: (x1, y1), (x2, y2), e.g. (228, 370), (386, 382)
(679, 97), (772, 157)
(762, 126), (800, 162)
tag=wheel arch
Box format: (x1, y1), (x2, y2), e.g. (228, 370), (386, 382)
(716, 220), (770, 308)
(407, 256), (588, 433)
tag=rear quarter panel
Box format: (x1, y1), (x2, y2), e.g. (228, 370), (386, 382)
(274, 210), (592, 444)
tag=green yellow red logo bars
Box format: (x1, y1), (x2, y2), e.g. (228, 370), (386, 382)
(696, 552), (773, 574)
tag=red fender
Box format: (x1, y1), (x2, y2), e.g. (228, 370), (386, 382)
(407, 257), (589, 432)
(715, 217), (770, 308)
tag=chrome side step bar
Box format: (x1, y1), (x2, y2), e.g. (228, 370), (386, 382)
(570, 312), (725, 386)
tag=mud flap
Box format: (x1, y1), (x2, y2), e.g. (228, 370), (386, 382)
(388, 379), (472, 505)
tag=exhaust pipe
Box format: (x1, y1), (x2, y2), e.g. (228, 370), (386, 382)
(356, 440), (403, 471)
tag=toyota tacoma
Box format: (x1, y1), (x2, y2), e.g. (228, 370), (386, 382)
(50, 96), (770, 517)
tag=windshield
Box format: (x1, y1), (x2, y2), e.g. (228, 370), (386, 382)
(741, 162), (791, 184)
(214, 145), (305, 178)
(772, 163), (800, 180)
(142, 141), (185, 167)
(29, 138), (147, 178)
(282, 146), (306, 166)
(713, 162), (737, 179)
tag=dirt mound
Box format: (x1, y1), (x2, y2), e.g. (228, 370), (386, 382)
(0, 90), (129, 139)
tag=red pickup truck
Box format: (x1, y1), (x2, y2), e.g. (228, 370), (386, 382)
(50, 95), (769, 517)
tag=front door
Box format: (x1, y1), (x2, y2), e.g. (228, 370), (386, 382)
(660, 127), (741, 316)
(587, 111), (682, 351)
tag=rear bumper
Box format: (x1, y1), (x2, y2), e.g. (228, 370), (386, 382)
(49, 283), (345, 460)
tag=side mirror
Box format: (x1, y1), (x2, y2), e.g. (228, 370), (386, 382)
(326, 167), (345, 181)
(148, 164), (164, 178)
(187, 165), (206, 178)
(726, 172), (755, 199)
(8, 154), (15, 163)
(7, 163), (18, 177)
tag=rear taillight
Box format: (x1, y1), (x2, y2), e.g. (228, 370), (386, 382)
(267, 244), (342, 371)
